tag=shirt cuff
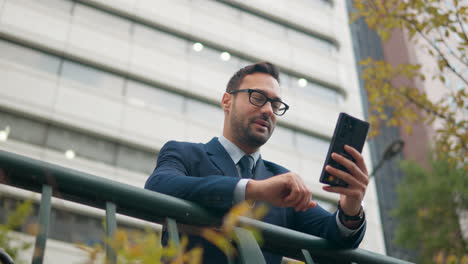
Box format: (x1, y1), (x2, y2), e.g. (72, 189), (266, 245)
(335, 210), (366, 237)
(233, 179), (250, 204)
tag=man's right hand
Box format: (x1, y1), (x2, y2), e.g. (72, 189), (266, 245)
(245, 172), (317, 212)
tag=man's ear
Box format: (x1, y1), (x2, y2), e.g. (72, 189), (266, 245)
(221, 92), (232, 112)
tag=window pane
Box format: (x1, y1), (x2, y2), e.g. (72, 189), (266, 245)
(125, 81), (185, 113)
(290, 76), (341, 104)
(0, 40), (60, 75)
(279, 73), (291, 89)
(45, 126), (117, 165)
(70, 214), (97, 244)
(295, 132), (329, 158)
(269, 126), (295, 147)
(311, 83), (341, 103)
(50, 210), (73, 243)
(116, 145), (156, 174)
(295, 0), (333, 9)
(36, 0), (74, 13)
(288, 29), (335, 54)
(133, 24), (187, 55)
(238, 58), (254, 69)
(242, 12), (286, 38)
(190, 45), (240, 74)
(192, 0), (240, 21)
(73, 4), (131, 37)
(60, 61), (125, 95)
(0, 110), (48, 146)
(185, 99), (224, 125)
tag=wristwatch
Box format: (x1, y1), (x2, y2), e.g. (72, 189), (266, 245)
(338, 202), (365, 222)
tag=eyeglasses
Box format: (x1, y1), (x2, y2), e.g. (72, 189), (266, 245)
(228, 89), (289, 116)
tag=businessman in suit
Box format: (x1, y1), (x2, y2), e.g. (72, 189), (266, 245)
(145, 62), (369, 263)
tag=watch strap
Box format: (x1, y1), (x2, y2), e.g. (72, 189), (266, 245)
(338, 202), (364, 222)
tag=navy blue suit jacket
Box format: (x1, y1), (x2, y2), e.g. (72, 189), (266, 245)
(145, 138), (365, 263)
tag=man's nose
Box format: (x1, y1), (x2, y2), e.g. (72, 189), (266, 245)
(260, 101), (274, 116)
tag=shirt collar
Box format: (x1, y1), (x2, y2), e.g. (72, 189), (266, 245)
(218, 136), (260, 166)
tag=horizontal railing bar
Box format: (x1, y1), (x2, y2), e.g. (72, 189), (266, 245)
(0, 150), (220, 226)
(239, 217), (410, 264)
(0, 150), (412, 264)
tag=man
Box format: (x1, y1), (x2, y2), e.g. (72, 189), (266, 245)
(145, 62), (369, 263)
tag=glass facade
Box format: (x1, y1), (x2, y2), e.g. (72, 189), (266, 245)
(0, 110), (156, 174)
(0, 36), (333, 165)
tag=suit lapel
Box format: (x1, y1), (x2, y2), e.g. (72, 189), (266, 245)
(204, 138), (239, 178)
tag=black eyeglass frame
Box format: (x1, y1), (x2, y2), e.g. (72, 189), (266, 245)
(228, 89), (290, 116)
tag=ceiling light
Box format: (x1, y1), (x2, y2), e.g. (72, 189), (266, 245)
(192, 42), (204, 52)
(65, 149), (76, 159)
(298, 78), (308, 87)
(220, 52), (231, 61)
(0, 126), (10, 142)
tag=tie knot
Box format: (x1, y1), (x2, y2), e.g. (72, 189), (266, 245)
(238, 155), (254, 178)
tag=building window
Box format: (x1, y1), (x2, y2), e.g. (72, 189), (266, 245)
(0, 109), (156, 175)
(295, 132), (330, 159)
(0, 40), (60, 75)
(125, 81), (185, 113)
(60, 61), (125, 96)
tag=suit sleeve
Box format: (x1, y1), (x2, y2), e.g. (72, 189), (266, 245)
(145, 141), (240, 212)
(292, 206), (366, 248)
(265, 161), (366, 248)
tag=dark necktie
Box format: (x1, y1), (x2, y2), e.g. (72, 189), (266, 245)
(238, 155), (254, 179)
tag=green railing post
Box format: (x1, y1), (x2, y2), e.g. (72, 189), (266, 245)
(32, 184), (52, 264)
(105, 202), (117, 264)
(234, 227), (266, 264)
(166, 218), (180, 247)
(302, 249), (316, 264)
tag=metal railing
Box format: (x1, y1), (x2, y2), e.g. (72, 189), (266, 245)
(0, 150), (412, 264)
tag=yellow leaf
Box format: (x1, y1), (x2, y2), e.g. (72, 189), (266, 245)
(200, 229), (236, 258)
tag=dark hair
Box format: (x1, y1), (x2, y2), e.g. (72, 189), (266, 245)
(225, 62), (280, 93)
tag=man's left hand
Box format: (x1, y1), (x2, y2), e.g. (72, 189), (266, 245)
(322, 145), (369, 218)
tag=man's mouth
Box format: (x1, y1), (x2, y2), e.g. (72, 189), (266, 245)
(253, 119), (270, 129)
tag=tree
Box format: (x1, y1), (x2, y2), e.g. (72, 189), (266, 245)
(352, 0), (467, 263)
(79, 201), (268, 264)
(0, 199), (34, 264)
(394, 153), (468, 263)
(352, 0), (467, 163)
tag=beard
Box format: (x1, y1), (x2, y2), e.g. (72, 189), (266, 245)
(230, 111), (274, 149)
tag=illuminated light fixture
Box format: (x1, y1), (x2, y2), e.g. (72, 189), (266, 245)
(220, 52), (231, 61)
(0, 126), (10, 142)
(298, 78), (308, 87)
(192, 42), (204, 52)
(65, 149), (76, 159)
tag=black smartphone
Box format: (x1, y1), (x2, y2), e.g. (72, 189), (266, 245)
(319, 112), (369, 187)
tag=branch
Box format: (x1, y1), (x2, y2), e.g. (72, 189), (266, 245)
(404, 18), (468, 86)
(436, 28), (468, 67)
(380, 79), (454, 123)
(454, 0), (468, 43)
(368, 0), (379, 10)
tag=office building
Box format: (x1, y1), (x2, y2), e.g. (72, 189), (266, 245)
(0, 0), (385, 262)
